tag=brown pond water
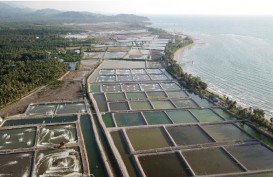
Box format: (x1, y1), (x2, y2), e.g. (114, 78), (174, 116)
(126, 127), (172, 151)
(139, 153), (190, 177)
(182, 148), (243, 175)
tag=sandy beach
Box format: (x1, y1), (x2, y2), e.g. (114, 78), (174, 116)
(174, 43), (195, 62)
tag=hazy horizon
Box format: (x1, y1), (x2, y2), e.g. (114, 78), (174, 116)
(5, 0), (273, 16)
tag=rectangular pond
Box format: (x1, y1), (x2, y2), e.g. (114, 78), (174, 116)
(126, 127), (172, 151)
(132, 74), (151, 81)
(97, 75), (116, 82)
(165, 110), (198, 124)
(146, 91), (167, 99)
(102, 84), (122, 92)
(114, 112), (146, 127)
(151, 100), (175, 109)
(167, 125), (213, 145)
(201, 123), (253, 142)
(166, 91), (188, 98)
(102, 113), (115, 128)
(190, 109), (223, 122)
(0, 152), (33, 177)
(226, 144), (273, 170)
(139, 153), (190, 177)
(129, 101), (153, 110)
(140, 83), (162, 91)
(126, 92), (147, 100)
(93, 94), (108, 112)
(149, 74), (169, 81)
(172, 99), (199, 109)
(122, 84), (141, 92)
(117, 75), (133, 82)
(26, 104), (57, 115)
(56, 103), (86, 114)
(109, 102), (130, 111)
(38, 124), (77, 146)
(182, 148), (243, 175)
(2, 116), (77, 127)
(143, 111), (172, 125)
(90, 84), (101, 92)
(0, 127), (36, 149)
(213, 108), (235, 120)
(160, 82), (181, 90)
(106, 93), (126, 102)
(35, 147), (83, 176)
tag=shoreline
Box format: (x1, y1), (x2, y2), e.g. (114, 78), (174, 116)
(174, 42), (195, 63)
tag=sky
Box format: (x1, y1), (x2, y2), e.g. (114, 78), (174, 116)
(7, 0), (273, 15)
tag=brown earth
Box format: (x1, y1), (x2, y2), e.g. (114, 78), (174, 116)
(0, 81), (83, 117)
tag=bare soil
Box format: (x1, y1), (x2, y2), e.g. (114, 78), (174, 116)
(0, 81), (83, 117)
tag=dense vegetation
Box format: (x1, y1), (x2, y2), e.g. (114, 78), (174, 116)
(164, 33), (273, 135)
(0, 25), (85, 108)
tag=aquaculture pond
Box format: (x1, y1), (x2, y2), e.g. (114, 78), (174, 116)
(102, 113), (115, 128)
(80, 115), (107, 177)
(111, 131), (139, 177)
(93, 94), (108, 112)
(126, 127), (172, 151)
(106, 93), (126, 102)
(26, 104), (57, 115)
(182, 148), (243, 175)
(109, 102), (130, 111)
(122, 84), (141, 92)
(226, 144), (273, 170)
(102, 84), (122, 92)
(35, 147), (83, 176)
(165, 110), (198, 124)
(90, 84), (101, 92)
(167, 125), (213, 145)
(114, 112), (146, 127)
(2, 115), (77, 127)
(213, 108), (235, 120)
(139, 153), (190, 177)
(202, 123), (253, 142)
(151, 100), (175, 109)
(38, 124), (77, 146)
(126, 92), (147, 99)
(56, 103), (86, 114)
(188, 92), (214, 108)
(129, 101), (153, 110)
(143, 111), (172, 125)
(0, 152), (33, 176)
(146, 91), (167, 99)
(166, 91), (188, 98)
(0, 127), (36, 149)
(190, 109), (223, 122)
(172, 99), (199, 108)
(160, 82), (181, 90)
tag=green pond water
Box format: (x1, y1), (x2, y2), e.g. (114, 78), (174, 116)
(93, 94), (108, 112)
(167, 125), (213, 145)
(146, 91), (167, 99)
(183, 148), (243, 175)
(2, 116), (77, 127)
(106, 93), (126, 102)
(114, 112), (146, 127)
(143, 111), (172, 125)
(172, 99), (198, 108)
(102, 113), (115, 128)
(202, 123), (253, 142)
(126, 127), (172, 151)
(151, 100), (175, 109)
(213, 108), (235, 120)
(126, 92), (147, 99)
(111, 131), (139, 177)
(190, 109), (223, 122)
(129, 101), (153, 110)
(109, 102), (130, 111)
(236, 123), (273, 148)
(188, 92), (214, 108)
(226, 144), (273, 170)
(91, 84), (101, 92)
(117, 75), (133, 82)
(166, 91), (188, 98)
(80, 115), (107, 177)
(139, 153), (190, 177)
(56, 103), (86, 114)
(165, 110), (198, 124)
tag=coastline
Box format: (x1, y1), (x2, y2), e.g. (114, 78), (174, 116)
(174, 42), (195, 63)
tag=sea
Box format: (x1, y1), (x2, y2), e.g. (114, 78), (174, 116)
(150, 15), (273, 118)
